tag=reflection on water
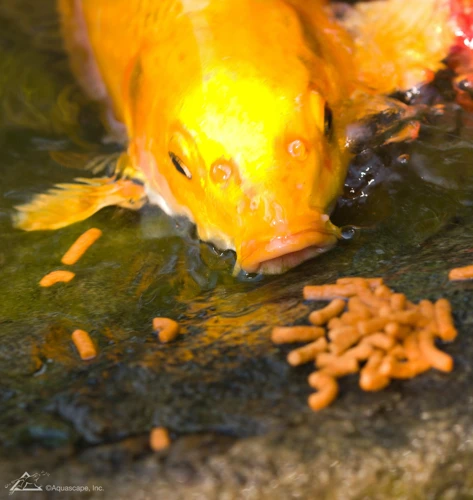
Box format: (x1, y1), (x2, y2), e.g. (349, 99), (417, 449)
(1, 0), (473, 453)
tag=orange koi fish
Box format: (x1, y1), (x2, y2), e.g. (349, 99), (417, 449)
(14, 0), (473, 274)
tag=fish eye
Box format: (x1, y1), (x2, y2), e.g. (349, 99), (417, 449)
(169, 151), (192, 179)
(324, 103), (333, 137)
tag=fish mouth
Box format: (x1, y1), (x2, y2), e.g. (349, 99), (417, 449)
(238, 228), (339, 275)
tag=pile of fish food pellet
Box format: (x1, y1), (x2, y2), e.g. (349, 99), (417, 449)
(271, 277), (457, 411)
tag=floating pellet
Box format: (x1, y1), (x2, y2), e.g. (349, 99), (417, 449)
(418, 330), (453, 372)
(39, 270), (75, 287)
(308, 299), (346, 325)
(61, 228), (102, 265)
(271, 326), (325, 344)
(153, 317), (180, 343)
(434, 299), (457, 341)
(149, 427), (171, 451)
(71, 329), (97, 360)
(287, 337), (328, 366)
(307, 372), (339, 411)
(449, 265), (473, 281)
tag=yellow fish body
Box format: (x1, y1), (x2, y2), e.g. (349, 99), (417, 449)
(15, 0), (469, 273)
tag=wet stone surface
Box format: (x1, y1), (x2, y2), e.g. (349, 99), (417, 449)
(2, 1), (473, 499)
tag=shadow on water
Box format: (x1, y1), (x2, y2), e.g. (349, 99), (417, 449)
(2, 0), (473, 482)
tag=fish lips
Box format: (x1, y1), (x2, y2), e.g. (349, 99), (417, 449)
(238, 226), (339, 275)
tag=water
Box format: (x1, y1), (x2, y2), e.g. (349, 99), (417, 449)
(1, 0), (473, 461)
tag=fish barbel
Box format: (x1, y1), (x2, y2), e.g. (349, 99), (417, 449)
(14, 0), (473, 273)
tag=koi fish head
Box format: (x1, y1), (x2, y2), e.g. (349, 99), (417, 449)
(129, 1), (350, 274)
(136, 67), (347, 274)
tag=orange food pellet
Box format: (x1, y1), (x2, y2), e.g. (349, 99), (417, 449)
(272, 277), (458, 411)
(327, 317), (344, 330)
(434, 299), (457, 341)
(329, 327), (361, 355)
(307, 372), (339, 411)
(39, 270), (75, 287)
(360, 333), (395, 352)
(358, 317), (390, 336)
(336, 277), (383, 289)
(347, 297), (372, 317)
(152, 317), (180, 343)
(379, 355), (430, 379)
(418, 330), (453, 372)
(388, 310), (419, 325)
(359, 350), (390, 391)
(61, 228), (103, 265)
(449, 265), (473, 281)
(149, 427), (171, 451)
(287, 337), (327, 366)
(315, 352), (337, 367)
(308, 299), (346, 325)
(374, 285), (392, 299)
(357, 289), (385, 309)
(390, 293), (407, 311)
(303, 284), (358, 300)
(318, 356), (359, 378)
(71, 329), (97, 360)
(339, 312), (368, 325)
(343, 343), (374, 361)
(389, 344), (408, 360)
(271, 326), (325, 344)
(384, 322), (411, 340)
(378, 305), (392, 317)
(403, 332), (422, 360)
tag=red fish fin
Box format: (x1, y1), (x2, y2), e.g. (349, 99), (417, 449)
(13, 177), (146, 231)
(337, 0), (454, 94)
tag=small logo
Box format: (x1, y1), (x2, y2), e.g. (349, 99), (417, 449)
(5, 471), (49, 495)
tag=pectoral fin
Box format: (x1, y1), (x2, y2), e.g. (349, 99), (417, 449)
(13, 177), (146, 231)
